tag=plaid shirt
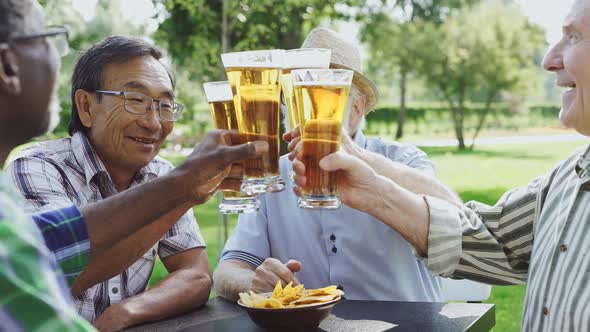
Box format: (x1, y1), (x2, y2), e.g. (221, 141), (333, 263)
(0, 173), (94, 331)
(7, 133), (205, 321)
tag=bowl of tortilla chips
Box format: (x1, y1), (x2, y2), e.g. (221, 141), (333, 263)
(237, 281), (344, 329)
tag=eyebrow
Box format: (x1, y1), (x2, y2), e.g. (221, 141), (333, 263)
(123, 81), (175, 100)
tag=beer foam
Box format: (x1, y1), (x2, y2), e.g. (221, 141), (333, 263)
(222, 50), (284, 68)
(292, 81), (350, 87)
(203, 81), (233, 102)
(283, 49), (331, 69)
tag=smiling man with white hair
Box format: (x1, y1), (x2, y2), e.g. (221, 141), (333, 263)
(214, 27), (460, 302)
(290, 1), (590, 330)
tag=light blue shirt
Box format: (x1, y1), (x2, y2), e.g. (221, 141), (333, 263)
(221, 131), (442, 302)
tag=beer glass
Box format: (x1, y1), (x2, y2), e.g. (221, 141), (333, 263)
(221, 49), (285, 195)
(292, 69), (353, 209)
(281, 48), (331, 131)
(203, 81), (260, 214)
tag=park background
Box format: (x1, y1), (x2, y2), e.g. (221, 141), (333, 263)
(23, 0), (587, 331)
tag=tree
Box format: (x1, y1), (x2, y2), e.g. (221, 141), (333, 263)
(359, 0), (477, 139)
(155, 0), (360, 83)
(416, 1), (545, 149)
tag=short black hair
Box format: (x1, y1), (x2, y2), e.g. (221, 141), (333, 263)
(0, 0), (33, 43)
(69, 35), (176, 135)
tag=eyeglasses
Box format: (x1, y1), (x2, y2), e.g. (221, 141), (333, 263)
(95, 90), (185, 122)
(10, 26), (70, 57)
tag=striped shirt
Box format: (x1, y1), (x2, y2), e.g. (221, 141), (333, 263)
(424, 144), (590, 331)
(0, 173), (94, 331)
(6, 133), (205, 322)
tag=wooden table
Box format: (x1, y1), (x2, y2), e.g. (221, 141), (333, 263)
(126, 297), (495, 331)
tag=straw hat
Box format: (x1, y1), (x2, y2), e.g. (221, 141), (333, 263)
(301, 27), (379, 109)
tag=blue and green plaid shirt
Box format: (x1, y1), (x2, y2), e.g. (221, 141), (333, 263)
(0, 173), (94, 331)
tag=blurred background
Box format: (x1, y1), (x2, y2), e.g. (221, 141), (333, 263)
(32, 1), (582, 331)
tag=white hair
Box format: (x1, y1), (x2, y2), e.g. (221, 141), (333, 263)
(344, 84), (369, 134)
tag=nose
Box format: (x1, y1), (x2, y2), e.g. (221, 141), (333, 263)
(543, 41), (564, 72)
(136, 101), (162, 132)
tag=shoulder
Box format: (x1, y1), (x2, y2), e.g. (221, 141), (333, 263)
(9, 137), (74, 166)
(149, 155), (176, 174)
(366, 136), (432, 165)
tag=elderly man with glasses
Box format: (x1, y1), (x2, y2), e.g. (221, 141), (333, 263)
(6, 35), (212, 330)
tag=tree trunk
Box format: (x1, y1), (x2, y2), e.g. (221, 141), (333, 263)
(395, 67), (408, 140)
(470, 94), (495, 150)
(455, 87), (466, 150)
(221, 0), (229, 53)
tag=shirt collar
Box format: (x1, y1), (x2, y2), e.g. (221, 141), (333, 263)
(575, 145), (590, 180)
(72, 132), (109, 186)
(71, 133), (160, 186)
(352, 129), (368, 149)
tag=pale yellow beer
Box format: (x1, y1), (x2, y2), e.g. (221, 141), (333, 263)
(281, 49), (331, 131)
(203, 81), (260, 214)
(225, 67), (281, 178)
(208, 99), (251, 200)
(222, 50), (285, 194)
(292, 69), (353, 209)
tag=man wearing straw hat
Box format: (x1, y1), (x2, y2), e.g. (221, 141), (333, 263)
(214, 27), (460, 302)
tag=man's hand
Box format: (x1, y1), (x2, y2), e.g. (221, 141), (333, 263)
(93, 302), (133, 332)
(250, 258), (302, 293)
(292, 150), (378, 212)
(176, 130), (268, 205)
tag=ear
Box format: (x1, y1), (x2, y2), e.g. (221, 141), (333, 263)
(0, 45), (21, 95)
(74, 89), (95, 129)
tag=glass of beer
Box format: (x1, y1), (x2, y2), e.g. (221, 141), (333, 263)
(281, 48), (331, 131)
(203, 81), (261, 214)
(292, 69), (353, 209)
(221, 49), (285, 195)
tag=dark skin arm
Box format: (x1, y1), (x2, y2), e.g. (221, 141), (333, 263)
(70, 131), (267, 296)
(93, 248), (211, 331)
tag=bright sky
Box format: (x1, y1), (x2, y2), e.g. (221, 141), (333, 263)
(71, 0), (575, 46)
(514, 0), (574, 45)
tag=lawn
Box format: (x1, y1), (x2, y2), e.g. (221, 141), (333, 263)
(150, 139), (588, 332)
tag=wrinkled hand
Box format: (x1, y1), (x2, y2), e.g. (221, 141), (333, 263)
(93, 303), (133, 332)
(285, 126), (361, 161)
(292, 149), (378, 212)
(176, 130), (268, 205)
(250, 258), (302, 293)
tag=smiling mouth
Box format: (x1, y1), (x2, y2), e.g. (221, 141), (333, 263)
(129, 137), (156, 144)
(559, 83), (577, 92)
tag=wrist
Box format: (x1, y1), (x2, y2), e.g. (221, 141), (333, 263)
(114, 301), (138, 328)
(168, 167), (200, 206)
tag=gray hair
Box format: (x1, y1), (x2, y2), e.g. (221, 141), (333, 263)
(0, 0), (33, 43)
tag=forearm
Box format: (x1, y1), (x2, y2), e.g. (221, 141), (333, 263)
(365, 175), (431, 256)
(356, 148), (462, 207)
(213, 260), (256, 302)
(80, 170), (191, 256)
(71, 204), (192, 296)
(121, 267), (211, 327)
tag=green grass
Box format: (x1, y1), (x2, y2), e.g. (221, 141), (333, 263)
(150, 139), (588, 332)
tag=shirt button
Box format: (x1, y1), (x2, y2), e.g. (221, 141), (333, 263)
(152, 249), (156, 256)
(330, 234), (336, 241)
(559, 244), (567, 252)
(112, 287), (119, 294)
(332, 246), (338, 254)
(543, 307), (549, 316)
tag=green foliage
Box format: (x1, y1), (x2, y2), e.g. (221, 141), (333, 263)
(414, 1), (546, 148)
(365, 104), (561, 137)
(155, 0), (361, 83)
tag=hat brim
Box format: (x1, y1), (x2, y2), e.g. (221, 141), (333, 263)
(330, 63), (378, 111)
